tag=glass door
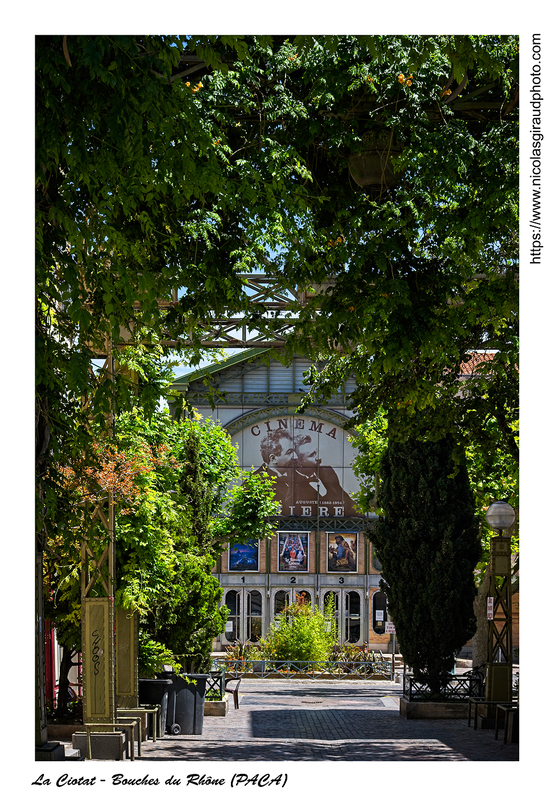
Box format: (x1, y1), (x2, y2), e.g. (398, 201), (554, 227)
(224, 589), (241, 643)
(223, 588), (264, 644)
(320, 588), (364, 645)
(344, 590), (361, 644)
(246, 589), (263, 642)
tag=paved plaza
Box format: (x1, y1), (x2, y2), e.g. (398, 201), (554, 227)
(134, 679), (518, 762)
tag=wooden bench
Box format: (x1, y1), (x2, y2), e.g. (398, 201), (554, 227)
(118, 706), (160, 741)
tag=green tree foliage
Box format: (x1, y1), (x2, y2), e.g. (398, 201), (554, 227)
(371, 436), (481, 694)
(35, 34), (303, 550)
(260, 595), (337, 662)
(36, 33), (518, 550)
(351, 410), (518, 580)
(125, 411), (279, 673)
(37, 35), (183, 544)
(37, 32), (518, 688)
(44, 409), (279, 676)
(188, 35), (518, 462)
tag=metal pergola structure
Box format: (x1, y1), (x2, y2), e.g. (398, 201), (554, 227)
(108, 272), (505, 353)
(79, 270), (509, 732)
(485, 535), (514, 707)
(164, 275), (318, 350)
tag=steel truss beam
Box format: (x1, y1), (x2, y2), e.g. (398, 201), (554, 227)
(168, 275), (322, 349)
(105, 272), (505, 351)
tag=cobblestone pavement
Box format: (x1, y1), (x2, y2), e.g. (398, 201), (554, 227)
(135, 680), (519, 762)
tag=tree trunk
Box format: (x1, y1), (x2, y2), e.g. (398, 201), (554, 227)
(471, 568), (491, 668)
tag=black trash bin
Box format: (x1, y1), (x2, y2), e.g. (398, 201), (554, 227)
(164, 674), (208, 735)
(138, 678), (172, 738)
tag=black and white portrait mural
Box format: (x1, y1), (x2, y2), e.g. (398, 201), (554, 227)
(232, 415), (363, 518)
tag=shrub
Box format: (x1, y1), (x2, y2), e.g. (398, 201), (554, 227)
(225, 641), (261, 671)
(260, 594), (337, 662)
(138, 631), (181, 678)
(329, 643), (377, 663)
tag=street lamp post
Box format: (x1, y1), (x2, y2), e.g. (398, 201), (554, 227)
(483, 501), (515, 719)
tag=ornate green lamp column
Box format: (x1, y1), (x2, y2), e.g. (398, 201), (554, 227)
(484, 501), (515, 713)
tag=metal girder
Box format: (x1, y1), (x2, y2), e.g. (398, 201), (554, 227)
(80, 497), (114, 601)
(115, 608), (139, 709)
(90, 272), (508, 352)
(488, 536), (513, 666)
(161, 271), (508, 350)
(173, 275), (333, 348)
(179, 317), (297, 348)
(488, 577), (512, 666)
(235, 275), (318, 308)
(82, 598), (115, 724)
(85, 275), (311, 354)
(173, 275), (325, 349)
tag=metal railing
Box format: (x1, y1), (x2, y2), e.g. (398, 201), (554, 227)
(206, 670), (225, 700)
(213, 659), (393, 680)
(403, 674), (484, 702)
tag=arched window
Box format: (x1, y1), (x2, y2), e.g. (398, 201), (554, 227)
(372, 546), (383, 571)
(225, 590), (240, 642)
(274, 589), (291, 619)
(322, 590), (339, 617)
(372, 590), (387, 635)
(247, 590), (263, 642)
(345, 591), (361, 643)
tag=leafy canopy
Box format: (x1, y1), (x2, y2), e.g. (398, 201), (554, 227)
(185, 35), (518, 458)
(35, 34), (301, 547)
(36, 35), (518, 551)
(45, 409), (279, 674)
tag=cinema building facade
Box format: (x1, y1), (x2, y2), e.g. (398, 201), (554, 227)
(173, 350), (394, 653)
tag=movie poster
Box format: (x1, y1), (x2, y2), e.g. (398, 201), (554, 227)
(278, 532), (309, 573)
(229, 539), (259, 572)
(327, 532), (358, 573)
(234, 415), (364, 519)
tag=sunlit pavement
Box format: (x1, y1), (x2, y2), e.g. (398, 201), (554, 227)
(135, 679), (518, 762)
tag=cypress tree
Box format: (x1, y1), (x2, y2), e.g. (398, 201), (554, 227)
(371, 436), (481, 696)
